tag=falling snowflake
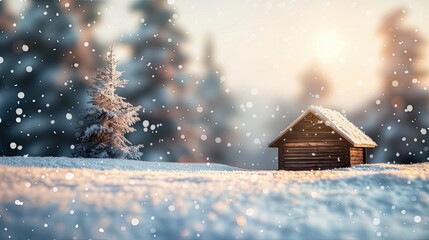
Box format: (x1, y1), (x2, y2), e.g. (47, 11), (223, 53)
(414, 216), (421, 223)
(16, 108), (23, 115)
(66, 113), (73, 120)
(65, 172), (74, 180)
(373, 218), (380, 225)
(168, 205), (175, 212)
(131, 218), (140, 226)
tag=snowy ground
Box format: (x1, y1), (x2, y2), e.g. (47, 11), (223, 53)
(0, 157), (428, 240)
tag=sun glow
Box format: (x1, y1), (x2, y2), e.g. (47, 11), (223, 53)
(315, 32), (345, 61)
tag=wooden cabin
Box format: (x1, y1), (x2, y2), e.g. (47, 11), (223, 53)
(269, 106), (377, 170)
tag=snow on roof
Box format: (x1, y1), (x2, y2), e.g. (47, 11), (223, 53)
(270, 105), (377, 148)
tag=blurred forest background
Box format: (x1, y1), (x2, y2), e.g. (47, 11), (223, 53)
(0, 0), (428, 169)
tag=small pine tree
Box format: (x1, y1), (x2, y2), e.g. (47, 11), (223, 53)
(74, 47), (142, 159)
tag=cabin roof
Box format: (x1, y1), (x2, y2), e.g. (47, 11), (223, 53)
(269, 105), (377, 148)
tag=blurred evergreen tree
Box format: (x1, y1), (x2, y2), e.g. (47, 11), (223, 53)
(0, 0), (14, 32)
(363, 8), (428, 163)
(379, 8), (428, 101)
(121, 0), (196, 162)
(74, 0), (102, 26)
(70, 0), (104, 78)
(194, 36), (235, 164)
(0, 0), (15, 89)
(0, 0), (18, 154)
(0, 0), (96, 156)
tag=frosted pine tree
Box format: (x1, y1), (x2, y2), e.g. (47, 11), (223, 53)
(74, 48), (142, 159)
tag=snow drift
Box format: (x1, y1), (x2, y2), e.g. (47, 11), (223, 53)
(0, 157), (428, 240)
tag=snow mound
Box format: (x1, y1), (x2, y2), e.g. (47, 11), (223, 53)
(0, 156), (240, 171)
(0, 157), (428, 239)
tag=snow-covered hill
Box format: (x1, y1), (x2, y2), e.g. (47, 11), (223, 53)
(0, 157), (428, 239)
(0, 156), (240, 171)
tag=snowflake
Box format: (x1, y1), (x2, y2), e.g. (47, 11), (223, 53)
(168, 205), (175, 211)
(14, 199), (23, 206)
(404, 105), (413, 112)
(65, 172), (74, 180)
(414, 216), (421, 223)
(131, 218), (140, 226)
(66, 113), (73, 120)
(16, 108), (23, 115)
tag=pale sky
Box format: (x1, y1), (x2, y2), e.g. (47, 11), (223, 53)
(172, 0), (429, 110)
(11, 0), (429, 110)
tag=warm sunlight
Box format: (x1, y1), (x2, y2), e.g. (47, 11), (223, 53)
(315, 31), (345, 61)
(1, 1), (428, 238)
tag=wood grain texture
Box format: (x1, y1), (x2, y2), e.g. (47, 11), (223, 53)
(276, 113), (356, 170)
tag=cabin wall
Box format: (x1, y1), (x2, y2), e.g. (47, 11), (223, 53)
(278, 147), (283, 170)
(350, 147), (364, 166)
(279, 113), (351, 170)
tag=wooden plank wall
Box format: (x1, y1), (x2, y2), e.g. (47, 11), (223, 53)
(350, 147), (364, 166)
(282, 145), (349, 170)
(280, 113), (351, 170)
